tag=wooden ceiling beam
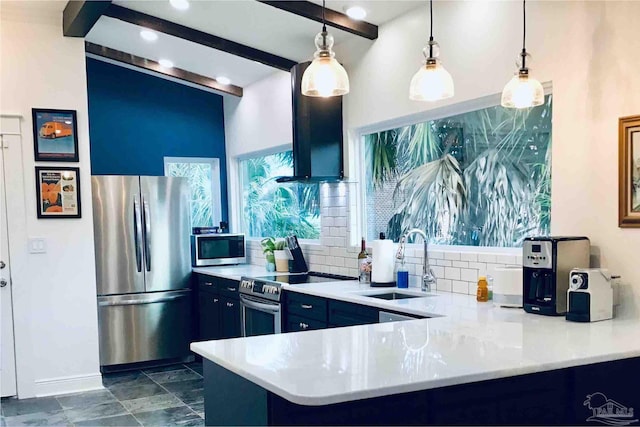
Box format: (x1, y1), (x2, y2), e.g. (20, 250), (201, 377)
(258, 1), (378, 40)
(85, 42), (243, 97)
(104, 4), (297, 72)
(63, 1), (112, 37)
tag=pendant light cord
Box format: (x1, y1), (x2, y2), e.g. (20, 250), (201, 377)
(521, 0), (527, 69)
(428, 0), (434, 57)
(322, 0), (327, 33)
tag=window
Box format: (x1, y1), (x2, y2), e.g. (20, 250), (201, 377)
(362, 95), (552, 247)
(239, 150), (320, 239)
(164, 157), (222, 228)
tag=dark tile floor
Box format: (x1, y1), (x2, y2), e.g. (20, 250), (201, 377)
(0, 362), (204, 426)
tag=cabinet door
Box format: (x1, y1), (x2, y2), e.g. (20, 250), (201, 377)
(220, 296), (241, 339)
(198, 290), (221, 341)
(285, 314), (326, 333)
(328, 300), (379, 327)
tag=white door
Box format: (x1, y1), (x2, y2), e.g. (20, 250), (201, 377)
(0, 134), (17, 397)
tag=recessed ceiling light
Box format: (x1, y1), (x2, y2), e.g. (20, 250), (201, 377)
(169, 0), (189, 11)
(345, 6), (366, 20)
(158, 59), (174, 68)
(216, 76), (231, 85)
(140, 30), (158, 42)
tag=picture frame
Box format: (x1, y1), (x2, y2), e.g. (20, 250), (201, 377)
(618, 115), (640, 227)
(32, 108), (79, 162)
(35, 167), (82, 219)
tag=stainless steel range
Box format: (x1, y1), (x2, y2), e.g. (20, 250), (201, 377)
(239, 272), (356, 337)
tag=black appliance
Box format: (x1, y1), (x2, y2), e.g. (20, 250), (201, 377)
(239, 272), (356, 337)
(522, 236), (590, 316)
(276, 61), (344, 183)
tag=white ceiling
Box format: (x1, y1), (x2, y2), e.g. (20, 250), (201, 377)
(86, 0), (423, 90)
(86, 16), (277, 87)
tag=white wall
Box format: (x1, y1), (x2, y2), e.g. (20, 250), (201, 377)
(225, 1), (640, 312)
(223, 69), (292, 159)
(1, 3), (102, 396)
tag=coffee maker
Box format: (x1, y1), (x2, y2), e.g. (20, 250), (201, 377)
(523, 237), (590, 316)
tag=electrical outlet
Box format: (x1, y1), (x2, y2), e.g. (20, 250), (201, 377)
(28, 238), (47, 254)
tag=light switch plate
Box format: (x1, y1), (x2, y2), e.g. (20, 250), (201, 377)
(28, 238), (47, 254)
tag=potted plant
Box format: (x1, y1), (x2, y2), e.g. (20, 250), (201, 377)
(260, 237), (289, 272)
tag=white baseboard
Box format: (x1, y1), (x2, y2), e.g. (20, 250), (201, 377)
(34, 373), (103, 397)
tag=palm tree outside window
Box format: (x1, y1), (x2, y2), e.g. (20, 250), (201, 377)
(239, 150), (321, 239)
(363, 95), (552, 248)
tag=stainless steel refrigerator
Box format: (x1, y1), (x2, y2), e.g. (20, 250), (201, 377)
(92, 176), (192, 368)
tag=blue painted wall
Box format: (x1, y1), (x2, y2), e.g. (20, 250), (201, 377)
(86, 58), (228, 221)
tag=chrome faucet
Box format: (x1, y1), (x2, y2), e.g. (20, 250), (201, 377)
(396, 228), (436, 292)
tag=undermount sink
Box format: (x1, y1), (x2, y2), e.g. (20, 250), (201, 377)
(364, 292), (432, 300)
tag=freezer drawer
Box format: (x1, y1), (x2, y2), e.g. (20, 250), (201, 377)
(97, 290), (192, 366)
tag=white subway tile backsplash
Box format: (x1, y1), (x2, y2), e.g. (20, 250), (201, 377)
(321, 217), (334, 227)
(478, 254), (497, 263)
(452, 280), (469, 294)
(461, 268), (478, 282)
(452, 261), (469, 268)
(432, 265), (445, 278)
(436, 259), (452, 267)
(468, 262), (486, 270)
(436, 278), (452, 292)
(445, 267), (461, 280)
(444, 252), (461, 261)
(334, 217), (347, 227)
(330, 247), (347, 258)
(330, 227), (346, 237)
(496, 254), (517, 265)
(430, 251), (445, 260)
(460, 253), (478, 262)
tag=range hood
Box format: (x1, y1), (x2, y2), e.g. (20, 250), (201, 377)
(276, 61), (344, 183)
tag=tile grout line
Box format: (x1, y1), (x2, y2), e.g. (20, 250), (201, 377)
(140, 367), (203, 420)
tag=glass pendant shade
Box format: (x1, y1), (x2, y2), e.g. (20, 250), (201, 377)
(301, 31), (349, 97)
(500, 73), (544, 108)
(409, 59), (454, 102)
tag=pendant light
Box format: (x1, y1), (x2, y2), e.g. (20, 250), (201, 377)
(409, 0), (454, 102)
(501, 0), (544, 109)
(301, 0), (349, 97)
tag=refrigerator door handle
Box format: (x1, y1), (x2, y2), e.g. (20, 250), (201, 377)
(98, 293), (189, 307)
(142, 196), (151, 272)
(133, 198), (143, 272)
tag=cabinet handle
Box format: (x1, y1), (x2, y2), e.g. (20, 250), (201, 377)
(228, 287), (237, 292)
(204, 282), (213, 286)
(226, 302), (234, 307)
(301, 304), (313, 309)
(213, 298), (219, 303)
(299, 322), (309, 329)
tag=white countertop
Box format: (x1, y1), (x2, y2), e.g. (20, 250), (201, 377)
(191, 266), (640, 406)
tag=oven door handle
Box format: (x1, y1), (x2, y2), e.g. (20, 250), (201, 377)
(239, 295), (281, 313)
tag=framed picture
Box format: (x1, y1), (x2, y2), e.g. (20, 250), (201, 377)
(35, 167), (82, 219)
(619, 115), (640, 227)
(32, 108), (79, 162)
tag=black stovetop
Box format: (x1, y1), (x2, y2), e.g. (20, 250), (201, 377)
(252, 271), (357, 285)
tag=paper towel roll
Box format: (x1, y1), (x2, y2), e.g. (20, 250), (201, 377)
(491, 265), (523, 307)
(371, 238), (395, 285)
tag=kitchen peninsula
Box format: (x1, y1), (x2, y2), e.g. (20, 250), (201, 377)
(191, 267), (640, 426)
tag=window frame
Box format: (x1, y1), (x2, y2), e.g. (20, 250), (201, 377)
(351, 84), (552, 253)
(234, 145), (321, 243)
(163, 156), (222, 227)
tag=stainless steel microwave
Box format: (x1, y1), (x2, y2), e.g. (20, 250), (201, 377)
(191, 233), (246, 267)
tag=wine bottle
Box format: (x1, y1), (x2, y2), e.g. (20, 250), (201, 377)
(358, 237), (371, 283)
